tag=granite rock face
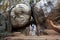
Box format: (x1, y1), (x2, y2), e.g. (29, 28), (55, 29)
(11, 4), (31, 28)
(33, 0), (60, 35)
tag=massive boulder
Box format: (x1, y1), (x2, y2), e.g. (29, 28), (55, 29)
(34, 0), (60, 33)
(10, 4), (31, 28)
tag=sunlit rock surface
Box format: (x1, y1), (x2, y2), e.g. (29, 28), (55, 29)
(10, 4), (31, 28)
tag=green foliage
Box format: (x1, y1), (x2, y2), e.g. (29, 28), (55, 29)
(0, 0), (2, 3)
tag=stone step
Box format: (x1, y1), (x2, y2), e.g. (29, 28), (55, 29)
(5, 35), (60, 40)
(4, 29), (60, 40)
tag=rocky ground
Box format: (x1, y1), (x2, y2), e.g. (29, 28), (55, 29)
(2, 29), (60, 40)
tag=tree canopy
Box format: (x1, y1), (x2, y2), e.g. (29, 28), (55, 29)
(0, 0), (2, 3)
